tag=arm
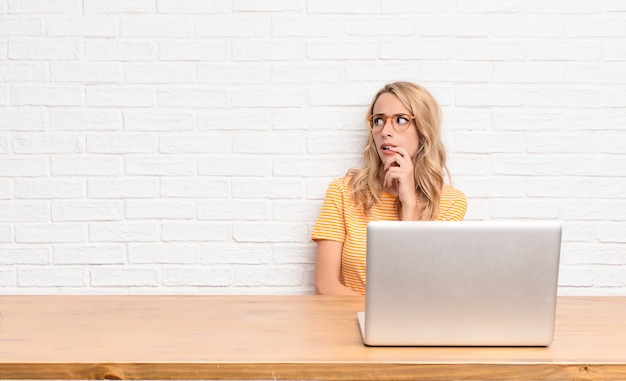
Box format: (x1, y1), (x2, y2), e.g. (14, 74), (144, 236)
(314, 240), (359, 295)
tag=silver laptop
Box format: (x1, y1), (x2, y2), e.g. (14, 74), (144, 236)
(357, 220), (562, 347)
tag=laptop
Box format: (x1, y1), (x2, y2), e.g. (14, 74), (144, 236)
(357, 220), (562, 347)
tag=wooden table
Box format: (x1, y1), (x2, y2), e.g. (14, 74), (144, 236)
(0, 295), (625, 380)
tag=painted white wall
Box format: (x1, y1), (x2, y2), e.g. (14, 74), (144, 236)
(1, 0), (625, 295)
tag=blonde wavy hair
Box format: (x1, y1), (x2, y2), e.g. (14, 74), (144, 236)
(348, 81), (450, 220)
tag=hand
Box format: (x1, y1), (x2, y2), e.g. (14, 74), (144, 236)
(382, 146), (417, 208)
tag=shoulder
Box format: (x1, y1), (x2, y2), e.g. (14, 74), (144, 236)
(441, 184), (465, 201)
(438, 185), (467, 221)
(327, 176), (352, 193)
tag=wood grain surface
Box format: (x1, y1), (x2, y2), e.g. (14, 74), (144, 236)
(0, 295), (625, 380)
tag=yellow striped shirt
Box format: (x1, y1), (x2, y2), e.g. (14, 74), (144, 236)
(311, 176), (467, 295)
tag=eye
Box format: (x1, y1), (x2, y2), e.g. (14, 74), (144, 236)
(395, 115), (410, 125)
(372, 115), (385, 126)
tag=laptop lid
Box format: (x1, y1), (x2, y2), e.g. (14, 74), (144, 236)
(359, 220), (562, 347)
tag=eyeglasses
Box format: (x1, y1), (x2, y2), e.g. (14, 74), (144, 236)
(365, 113), (415, 132)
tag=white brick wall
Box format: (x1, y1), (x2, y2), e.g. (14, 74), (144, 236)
(1, 0), (625, 295)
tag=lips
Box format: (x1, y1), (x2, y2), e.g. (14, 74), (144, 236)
(381, 144), (396, 151)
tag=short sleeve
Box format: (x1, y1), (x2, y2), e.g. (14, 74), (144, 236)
(311, 178), (347, 242)
(437, 186), (468, 221)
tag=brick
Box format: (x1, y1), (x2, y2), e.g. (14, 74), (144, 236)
(50, 62), (122, 83)
(9, 0), (80, 13)
(158, 0), (230, 13)
(161, 222), (231, 242)
(490, 199), (561, 219)
(273, 16), (343, 37)
(233, 222), (307, 243)
(125, 63), (194, 84)
(0, 158), (48, 176)
(492, 111), (563, 131)
(596, 222), (626, 243)
(16, 223), (84, 243)
(129, 243), (203, 264)
(234, 266), (303, 287)
(420, 15), (489, 37)
(566, 16), (626, 38)
(200, 244), (273, 264)
(121, 15), (194, 38)
(529, 40), (601, 61)
(0, 247), (50, 264)
(85, 40), (156, 61)
(495, 63), (565, 83)
(13, 133), (83, 154)
(421, 62), (492, 82)
(0, 18), (41, 36)
(89, 222), (159, 243)
(273, 63), (342, 84)
(598, 178), (626, 199)
(124, 112), (194, 131)
(196, 16), (270, 38)
(566, 63), (626, 84)
(51, 156), (123, 176)
(0, 62), (45, 81)
(52, 200), (123, 222)
(233, 39), (305, 61)
(561, 200), (626, 221)
(527, 177), (596, 198)
(456, 0), (526, 13)
(308, 0), (379, 13)
(0, 268), (16, 286)
(158, 87), (230, 108)
(49, 110), (122, 131)
(198, 63), (270, 84)
(126, 156), (196, 176)
(15, 178), (85, 199)
(233, 0), (304, 12)
(19, 267), (86, 287)
(160, 41), (229, 61)
(162, 267), (232, 287)
(233, 131), (304, 154)
(233, 86), (306, 107)
(492, 155), (562, 176)
(272, 200), (320, 222)
(198, 200), (270, 221)
(0, 110), (45, 131)
(8, 39), (79, 60)
(494, 15), (566, 37)
(198, 156), (271, 176)
(90, 266), (159, 287)
(87, 133), (156, 154)
(232, 178), (301, 199)
(530, 0), (602, 13)
(84, 0), (154, 13)
(12, 86), (83, 106)
(125, 200), (196, 219)
(46, 16), (118, 37)
(86, 86), (155, 107)
(0, 179), (11, 199)
(159, 134), (231, 154)
(563, 156), (626, 177)
(161, 178), (230, 198)
(88, 178), (160, 199)
(380, 38), (452, 60)
(456, 39), (527, 61)
(308, 40), (378, 60)
(54, 244), (126, 265)
(456, 86), (525, 107)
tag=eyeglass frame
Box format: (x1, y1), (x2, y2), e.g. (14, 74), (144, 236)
(365, 113), (416, 132)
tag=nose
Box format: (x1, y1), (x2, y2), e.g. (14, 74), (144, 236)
(379, 117), (394, 136)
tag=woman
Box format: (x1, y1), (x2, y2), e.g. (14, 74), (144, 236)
(311, 81), (467, 295)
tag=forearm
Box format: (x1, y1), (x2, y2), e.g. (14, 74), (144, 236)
(315, 278), (360, 295)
